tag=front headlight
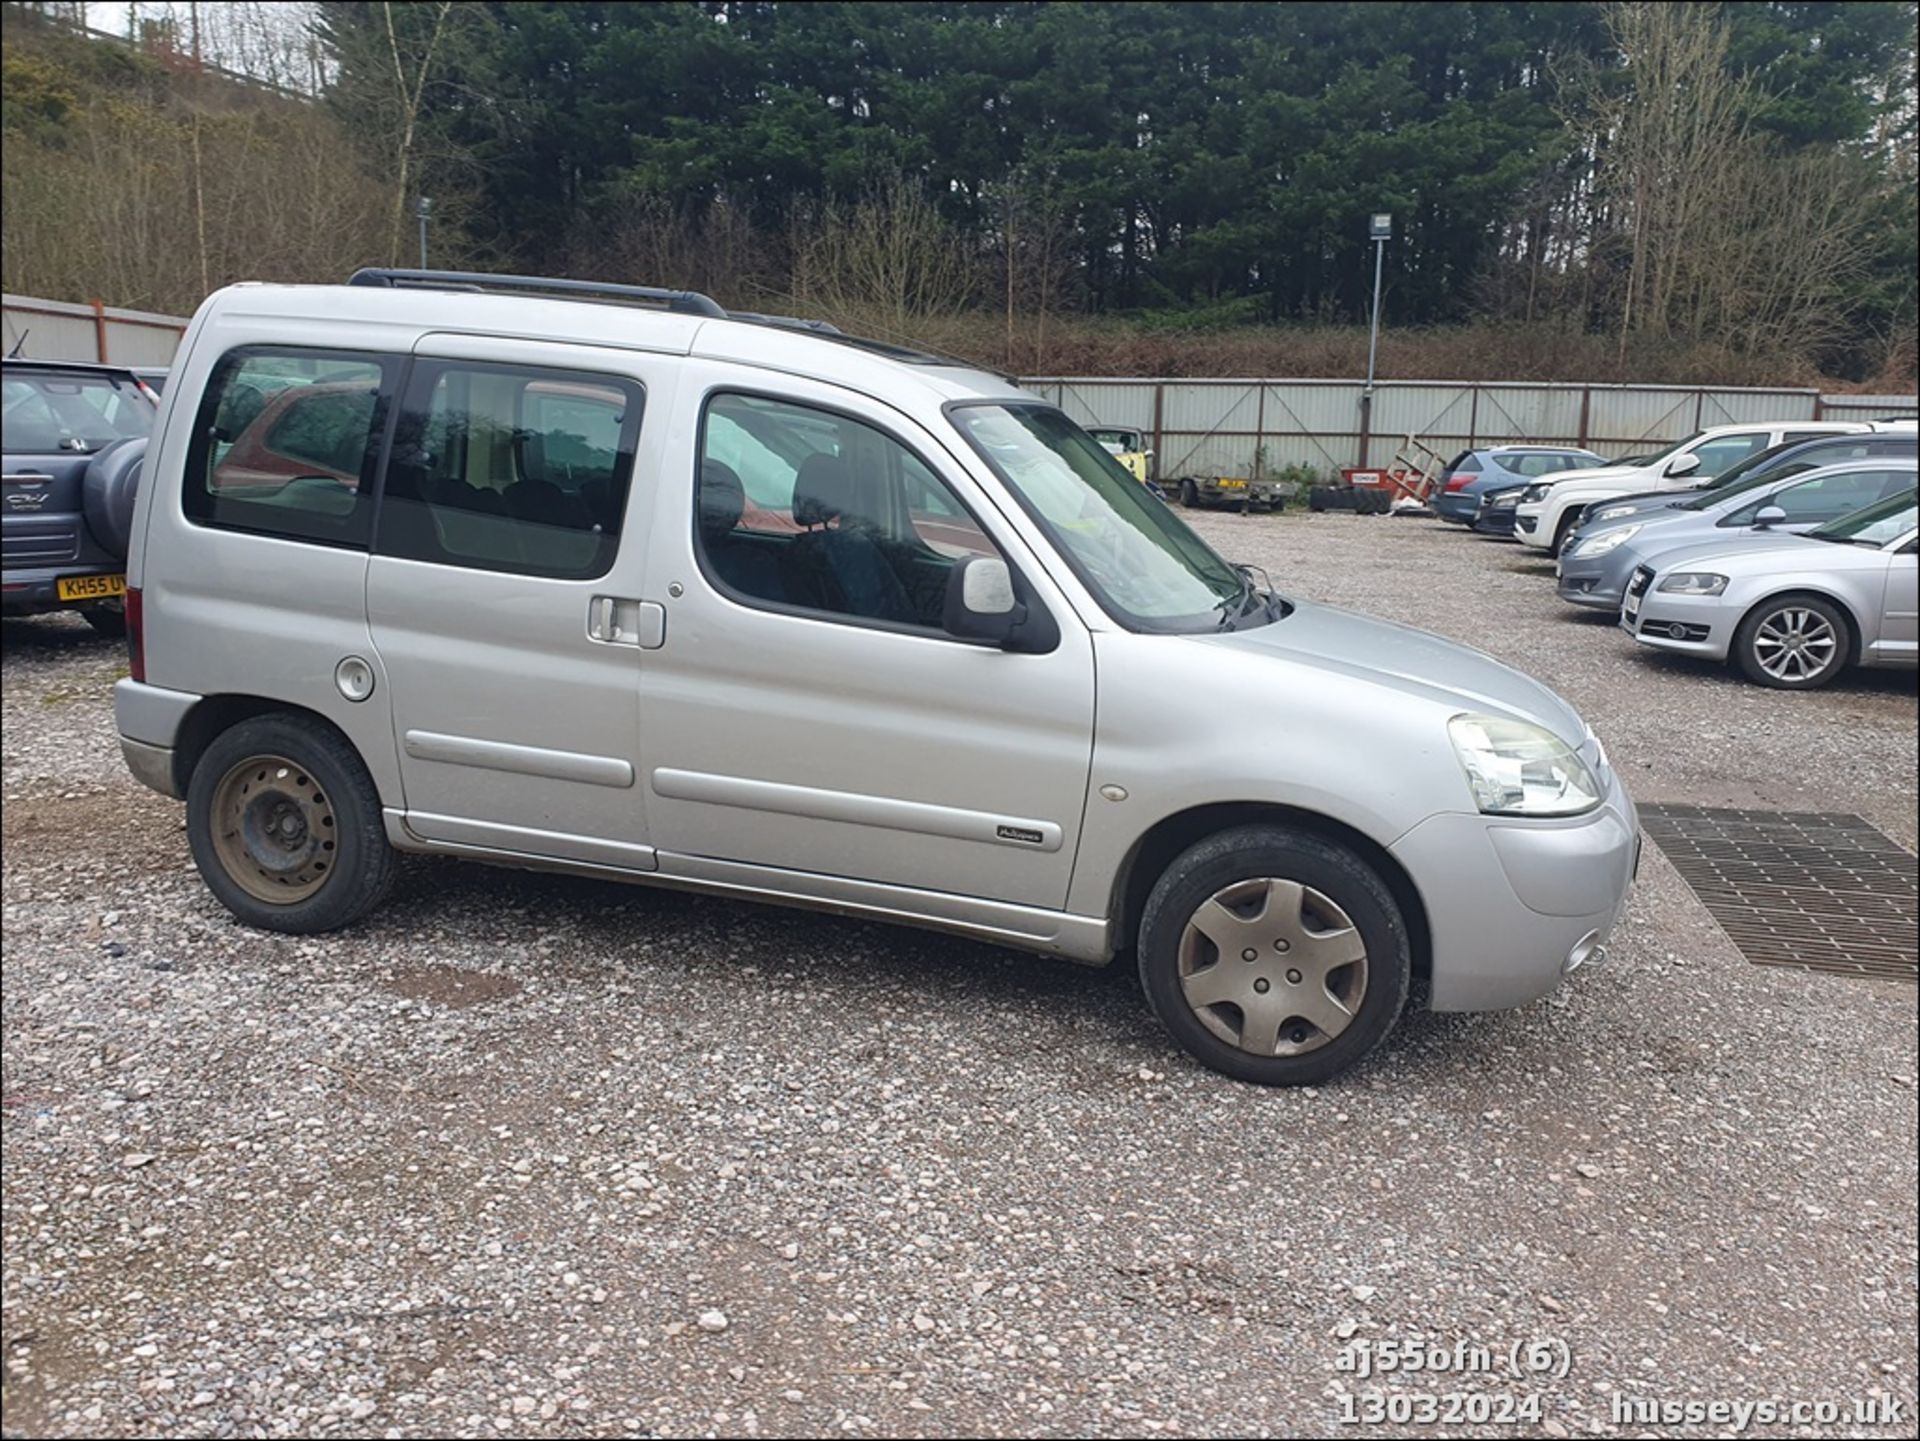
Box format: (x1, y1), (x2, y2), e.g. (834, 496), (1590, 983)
(1520, 483), (1552, 504)
(1567, 523), (1641, 558)
(1656, 571), (1728, 596)
(1595, 503), (1637, 522)
(1448, 713), (1603, 817)
(1489, 491), (1520, 509)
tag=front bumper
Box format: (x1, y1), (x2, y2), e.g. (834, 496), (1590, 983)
(1555, 551), (1627, 610)
(1391, 769), (1639, 1011)
(1473, 506), (1519, 536)
(1514, 508), (1549, 547)
(1621, 590), (1732, 660)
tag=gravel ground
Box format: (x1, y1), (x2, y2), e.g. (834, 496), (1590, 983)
(3, 511), (1915, 1439)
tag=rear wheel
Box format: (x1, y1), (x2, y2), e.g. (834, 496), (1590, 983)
(1138, 825), (1410, 1085)
(1733, 594), (1849, 689)
(1179, 478), (1201, 509)
(187, 713), (394, 932)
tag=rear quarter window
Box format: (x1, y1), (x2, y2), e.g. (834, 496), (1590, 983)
(183, 346), (397, 547)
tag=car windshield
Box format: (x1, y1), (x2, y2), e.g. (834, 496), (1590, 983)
(949, 403), (1250, 632)
(1620, 432), (1702, 470)
(2, 369), (155, 453)
(1685, 440), (1796, 498)
(1805, 489), (1917, 546)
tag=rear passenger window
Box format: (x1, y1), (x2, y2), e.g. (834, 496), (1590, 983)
(185, 347), (394, 546)
(375, 362), (642, 580)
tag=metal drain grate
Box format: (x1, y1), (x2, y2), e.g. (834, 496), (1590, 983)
(1639, 804), (1918, 981)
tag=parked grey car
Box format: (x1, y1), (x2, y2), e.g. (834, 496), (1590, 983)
(1433, 445), (1608, 524)
(113, 268), (1638, 1087)
(1624, 489), (1918, 688)
(1558, 459), (1917, 611)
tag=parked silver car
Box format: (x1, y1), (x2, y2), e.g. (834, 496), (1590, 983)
(1624, 490), (1918, 688)
(113, 270), (1638, 1086)
(1557, 459), (1917, 611)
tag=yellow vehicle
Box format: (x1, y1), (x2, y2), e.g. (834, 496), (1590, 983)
(1087, 425), (1153, 486)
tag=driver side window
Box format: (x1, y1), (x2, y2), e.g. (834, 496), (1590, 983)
(695, 392), (998, 631)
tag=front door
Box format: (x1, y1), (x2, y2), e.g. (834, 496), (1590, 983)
(638, 366), (1096, 912)
(365, 335), (678, 869)
(1876, 543), (1918, 663)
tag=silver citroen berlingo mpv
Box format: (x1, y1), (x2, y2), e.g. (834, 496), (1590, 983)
(113, 270), (1637, 1085)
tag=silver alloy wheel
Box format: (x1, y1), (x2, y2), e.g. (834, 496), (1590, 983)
(1176, 877), (1369, 1057)
(1753, 606), (1839, 683)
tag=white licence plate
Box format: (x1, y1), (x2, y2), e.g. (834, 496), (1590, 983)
(1623, 590), (1641, 621)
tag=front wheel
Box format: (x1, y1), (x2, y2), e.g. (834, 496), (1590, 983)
(1179, 478), (1201, 509)
(1733, 594), (1849, 689)
(186, 713), (395, 932)
(1138, 825), (1410, 1085)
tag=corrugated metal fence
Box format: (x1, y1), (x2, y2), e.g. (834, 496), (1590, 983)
(1022, 377), (1919, 480)
(5, 291), (1911, 474)
(4, 294), (189, 369)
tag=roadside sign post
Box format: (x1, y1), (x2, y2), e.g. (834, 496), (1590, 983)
(417, 195), (434, 269)
(1359, 212), (1391, 468)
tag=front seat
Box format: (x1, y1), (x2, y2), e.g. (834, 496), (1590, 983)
(783, 453), (912, 623)
(698, 460), (781, 602)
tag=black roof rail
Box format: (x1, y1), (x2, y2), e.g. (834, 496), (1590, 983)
(726, 310), (843, 336)
(346, 268), (728, 319)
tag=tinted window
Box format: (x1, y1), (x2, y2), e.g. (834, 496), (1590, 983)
(3, 370), (153, 453)
(1446, 451), (1482, 475)
(376, 362), (641, 580)
(184, 347), (393, 545)
(696, 393), (997, 630)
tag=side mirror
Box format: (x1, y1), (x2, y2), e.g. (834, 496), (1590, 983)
(943, 555), (1021, 644)
(1753, 504), (1788, 528)
(1665, 454), (1701, 478)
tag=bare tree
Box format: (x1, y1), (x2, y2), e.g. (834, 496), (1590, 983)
(789, 174), (978, 335)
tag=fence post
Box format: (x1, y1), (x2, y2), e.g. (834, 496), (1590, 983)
(1254, 382), (1266, 481)
(1578, 385), (1592, 448)
(1151, 382), (1165, 479)
(90, 298), (109, 363)
(1468, 386), (1479, 448)
(1357, 389), (1373, 469)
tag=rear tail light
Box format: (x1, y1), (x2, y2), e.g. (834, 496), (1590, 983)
(1443, 473), (1473, 492)
(126, 586), (145, 683)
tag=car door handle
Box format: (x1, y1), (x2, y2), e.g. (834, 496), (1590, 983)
(587, 596), (666, 649)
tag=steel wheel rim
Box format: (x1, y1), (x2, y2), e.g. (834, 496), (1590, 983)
(1177, 877), (1369, 1057)
(1754, 607), (1838, 682)
(209, 754), (336, 904)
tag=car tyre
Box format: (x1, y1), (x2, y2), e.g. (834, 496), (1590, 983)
(1547, 510), (1580, 558)
(187, 713), (395, 933)
(1179, 478), (1200, 509)
(1138, 825), (1410, 1086)
(1732, 593), (1851, 690)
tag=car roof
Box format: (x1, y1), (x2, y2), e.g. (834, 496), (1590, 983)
(1482, 444), (1591, 452)
(191, 275), (1028, 416)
